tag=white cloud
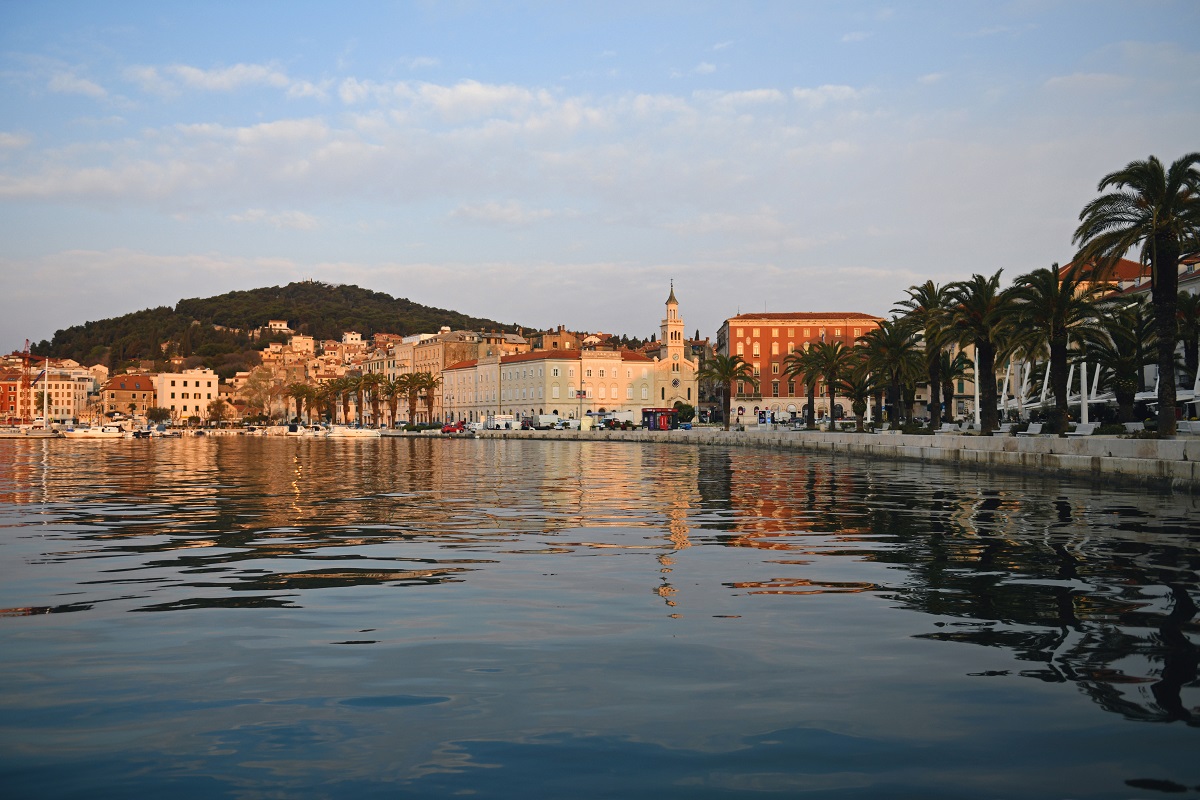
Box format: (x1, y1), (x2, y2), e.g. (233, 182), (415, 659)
(229, 209), (318, 230)
(451, 200), (555, 226)
(791, 84), (864, 109)
(168, 63), (290, 92)
(0, 132), (31, 149)
(694, 62), (717, 75)
(840, 31), (871, 43)
(48, 72), (107, 98)
(918, 73), (945, 85)
(123, 65), (177, 97)
(712, 41), (734, 51)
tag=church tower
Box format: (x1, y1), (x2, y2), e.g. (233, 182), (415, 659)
(660, 281), (685, 364)
(654, 281), (696, 409)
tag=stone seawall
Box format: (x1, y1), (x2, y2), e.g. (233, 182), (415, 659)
(476, 428), (1200, 492)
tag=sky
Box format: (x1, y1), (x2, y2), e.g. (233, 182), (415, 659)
(1, 1), (1197, 352)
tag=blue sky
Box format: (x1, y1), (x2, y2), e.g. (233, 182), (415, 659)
(1, 1), (1197, 351)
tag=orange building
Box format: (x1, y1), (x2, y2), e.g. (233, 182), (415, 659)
(716, 312), (884, 419)
(102, 374), (155, 419)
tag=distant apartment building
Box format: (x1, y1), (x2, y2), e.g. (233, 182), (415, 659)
(0, 358), (97, 423)
(103, 374), (156, 419)
(716, 311), (884, 419)
(153, 367), (219, 423)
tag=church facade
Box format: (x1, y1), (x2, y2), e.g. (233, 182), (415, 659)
(442, 285), (700, 424)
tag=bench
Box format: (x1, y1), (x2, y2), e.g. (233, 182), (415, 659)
(1016, 423), (1044, 437)
(1065, 423), (1097, 437)
(1123, 422), (1145, 433)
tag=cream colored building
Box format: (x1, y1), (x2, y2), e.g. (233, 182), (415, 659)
(153, 367), (220, 423)
(443, 286), (700, 423)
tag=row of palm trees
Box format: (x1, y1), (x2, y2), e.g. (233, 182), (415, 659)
(700, 152), (1200, 436)
(283, 371), (442, 428)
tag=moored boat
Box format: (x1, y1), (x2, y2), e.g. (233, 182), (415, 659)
(325, 425), (381, 438)
(63, 425), (126, 440)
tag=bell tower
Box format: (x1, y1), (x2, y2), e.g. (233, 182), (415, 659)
(660, 280), (686, 369)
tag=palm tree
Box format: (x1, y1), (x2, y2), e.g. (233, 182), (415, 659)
(396, 373), (421, 425)
(836, 348), (879, 432)
(782, 347), (820, 430)
(414, 372), (442, 423)
(345, 374), (362, 424)
(946, 271), (1014, 434)
(360, 372), (385, 427)
(696, 354), (757, 431)
(1178, 290), (1200, 390)
(285, 383), (308, 422)
(316, 380), (339, 424)
(1073, 152), (1200, 436)
(1007, 264), (1107, 434)
(381, 376), (403, 428)
(859, 318), (922, 430)
(895, 281), (952, 430)
(1080, 301), (1157, 423)
(939, 348), (973, 424)
(809, 341), (855, 431)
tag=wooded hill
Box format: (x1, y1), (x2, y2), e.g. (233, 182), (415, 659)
(34, 281), (523, 377)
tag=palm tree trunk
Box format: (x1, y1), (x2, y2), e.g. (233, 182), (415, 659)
(1151, 233), (1180, 436)
(1049, 335), (1070, 434)
(977, 339), (999, 433)
(806, 383), (817, 430)
(928, 356), (942, 429)
(722, 385), (731, 431)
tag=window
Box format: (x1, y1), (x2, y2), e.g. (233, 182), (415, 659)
(586, 369), (592, 377)
(772, 381), (780, 397)
(772, 363), (780, 374)
(626, 386), (633, 399)
(552, 368), (559, 377)
(737, 343), (744, 356)
(788, 329), (794, 338)
(752, 343), (760, 357)
(772, 328), (779, 337)
(771, 342), (778, 355)
(641, 386), (648, 400)
(752, 328), (759, 336)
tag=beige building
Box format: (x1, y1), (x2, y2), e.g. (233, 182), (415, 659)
(153, 368), (220, 423)
(443, 286), (700, 423)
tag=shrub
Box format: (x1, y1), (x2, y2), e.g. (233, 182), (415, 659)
(1096, 423), (1125, 436)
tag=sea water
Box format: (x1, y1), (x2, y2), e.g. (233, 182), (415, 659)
(1, 436), (1197, 799)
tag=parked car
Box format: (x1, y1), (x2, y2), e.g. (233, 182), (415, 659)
(441, 421), (465, 433)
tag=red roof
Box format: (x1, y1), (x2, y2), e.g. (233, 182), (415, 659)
(103, 374), (154, 391)
(1060, 257), (1147, 282)
(728, 312), (883, 322)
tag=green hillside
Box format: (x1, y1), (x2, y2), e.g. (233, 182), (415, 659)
(35, 281), (523, 376)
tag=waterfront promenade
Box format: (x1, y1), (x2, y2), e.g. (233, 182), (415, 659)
(478, 427), (1200, 491)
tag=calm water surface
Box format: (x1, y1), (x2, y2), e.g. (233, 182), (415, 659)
(1, 436), (1197, 799)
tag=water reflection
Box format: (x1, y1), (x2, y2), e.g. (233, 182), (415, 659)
(0, 437), (1197, 797)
